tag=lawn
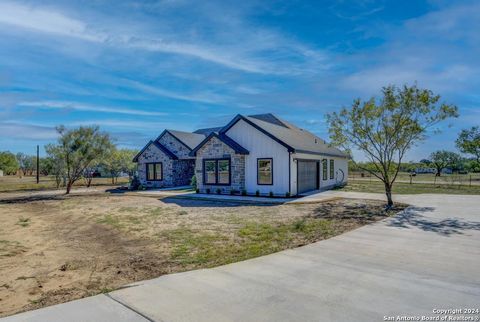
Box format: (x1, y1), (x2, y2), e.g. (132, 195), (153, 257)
(340, 179), (480, 195)
(0, 191), (406, 317)
(0, 175), (129, 193)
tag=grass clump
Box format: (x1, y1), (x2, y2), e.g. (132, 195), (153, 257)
(17, 217), (30, 227)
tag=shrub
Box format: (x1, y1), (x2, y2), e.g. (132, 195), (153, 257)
(216, 188), (221, 194)
(206, 188), (211, 194)
(241, 189), (247, 196)
(195, 188), (200, 193)
(285, 192), (290, 198)
(255, 190), (260, 196)
(269, 191), (274, 198)
(129, 176), (141, 190)
(190, 175), (197, 190)
(230, 189), (236, 195)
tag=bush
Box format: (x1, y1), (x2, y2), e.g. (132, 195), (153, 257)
(206, 188), (211, 194)
(255, 190), (260, 196)
(285, 191), (290, 198)
(216, 188), (221, 194)
(129, 176), (141, 190)
(190, 175), (197, 190)
(195, 188), (200, 193)
(230, 189), (236, 195)
(241, 189), (247, 196)
(269, 191), (274, 198)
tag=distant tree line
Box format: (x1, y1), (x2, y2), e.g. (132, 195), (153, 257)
(0, 125), (138, 194)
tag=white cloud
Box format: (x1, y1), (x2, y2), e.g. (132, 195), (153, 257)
(0, 1), (327, 75)
(18, 101), (168, 116)
(0, 121), (57, 140)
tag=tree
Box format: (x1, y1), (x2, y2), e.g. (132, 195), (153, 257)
(456, 126), (480, 166)
(429, 150), (461, 176)
(0, 151), (19, 175)
(50, 125), (113, 194)
(103, 148), (136, 184)
(327, 84), (458, 207)
(15, 153), (36, 176)
(44, 145), (67, 189)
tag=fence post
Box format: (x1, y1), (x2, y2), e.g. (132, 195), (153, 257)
(470, 175), (472, 187)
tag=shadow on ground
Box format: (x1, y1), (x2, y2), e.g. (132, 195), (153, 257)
(388, 206), (480, 236)
(161, 196), (280, 208)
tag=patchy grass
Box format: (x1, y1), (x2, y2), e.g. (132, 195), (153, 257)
(16, 217), (30, 227)
(339, 180), (480, 195)
(0, 193), (406, 317)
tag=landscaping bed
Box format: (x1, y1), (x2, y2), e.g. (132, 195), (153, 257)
(0, 192), (406, 317)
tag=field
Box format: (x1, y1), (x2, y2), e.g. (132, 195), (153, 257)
(0, 191), (405, 317)
(0, 175), (129, 193)
(340, 179), (480, 195)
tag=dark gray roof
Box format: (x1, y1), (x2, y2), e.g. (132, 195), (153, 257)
(190, 133), (249, 156)
(221, 114), (348, 158)
(193, 127), (223, 136)
(161, 129), (207, 150)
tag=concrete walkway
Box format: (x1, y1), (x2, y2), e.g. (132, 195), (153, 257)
(3, 193), (480, 322)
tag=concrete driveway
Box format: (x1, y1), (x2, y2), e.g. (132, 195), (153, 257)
(3, 193), (479, 322)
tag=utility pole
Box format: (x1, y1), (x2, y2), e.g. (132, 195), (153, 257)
(36, 145), (40, 184)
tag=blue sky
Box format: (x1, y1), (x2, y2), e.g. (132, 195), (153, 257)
(0, 0), (479, 161)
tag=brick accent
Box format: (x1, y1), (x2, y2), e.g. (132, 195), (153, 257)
(195, 136), (245, 193)
(158, 132), (192, 159)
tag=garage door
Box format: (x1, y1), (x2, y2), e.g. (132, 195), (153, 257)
(297, 160), (318, 194)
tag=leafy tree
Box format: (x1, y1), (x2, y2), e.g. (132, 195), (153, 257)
(50, 125), (113, 194)
(429, 150), (461, 176)
(103, 148), (136, 184)
(15, 153), (36, 176)
(327, 84), (458, 207)
(456, 126), (480, 166)
(0, 151), (19, 175)
(44, 145), (67, 189)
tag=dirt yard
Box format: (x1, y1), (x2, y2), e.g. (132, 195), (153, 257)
(0, 191), (406, 317)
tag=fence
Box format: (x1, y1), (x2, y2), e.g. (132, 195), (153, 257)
(349, 172), (480, 187)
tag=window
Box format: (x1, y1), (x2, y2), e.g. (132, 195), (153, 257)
(204, 160), (216, 184)
(203, 159), (230, 185)
(330, 160), (334, 179)
(322, 159), (327, 180)
(146, 162), (162, 181)
(257, 158), (273, 185)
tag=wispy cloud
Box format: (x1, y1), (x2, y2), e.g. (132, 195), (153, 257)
(0, 1), (326, 75)
(18, 101), (168, 116)
(0, 121), (57, 140)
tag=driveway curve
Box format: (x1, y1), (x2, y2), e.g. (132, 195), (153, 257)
(3, 193), (480, 322)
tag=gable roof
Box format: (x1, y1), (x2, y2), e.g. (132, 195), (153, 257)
(132, 140), (178, 162)
(189, 133), (249, 156)
(220, 114), (348, 158)
(157, 129), (206, 150)
(193, 127), (223, 136)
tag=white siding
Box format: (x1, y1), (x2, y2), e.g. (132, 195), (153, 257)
(225, 119), (290, 195)
(291, 152), (348, 195)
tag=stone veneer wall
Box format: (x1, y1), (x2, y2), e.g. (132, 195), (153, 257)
(158, 132), (192, 159)
(195, 136), (245, 193)
(173, 159), (195, 186)
(137, 143), (174, 188)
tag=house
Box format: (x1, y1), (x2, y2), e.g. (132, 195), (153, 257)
(190, 114), (349, 196)
(133, 128), (220, 188)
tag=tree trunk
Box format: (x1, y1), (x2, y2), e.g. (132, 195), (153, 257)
(66, 181), (73, 194)
(384, 183), (393, 208)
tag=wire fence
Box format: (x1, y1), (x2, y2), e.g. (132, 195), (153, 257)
(349, 172), (480, 187)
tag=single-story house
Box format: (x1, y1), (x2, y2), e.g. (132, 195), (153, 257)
(133, 128), (220, 188)
(189, 113), (349, 196)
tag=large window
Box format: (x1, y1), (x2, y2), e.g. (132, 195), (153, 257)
(203, 159), (230, 185)
(322, 159), (327, 180)
(146, 162), (162, 181)
(257, 158), (273, 185)
(330, 159), (335, 179)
